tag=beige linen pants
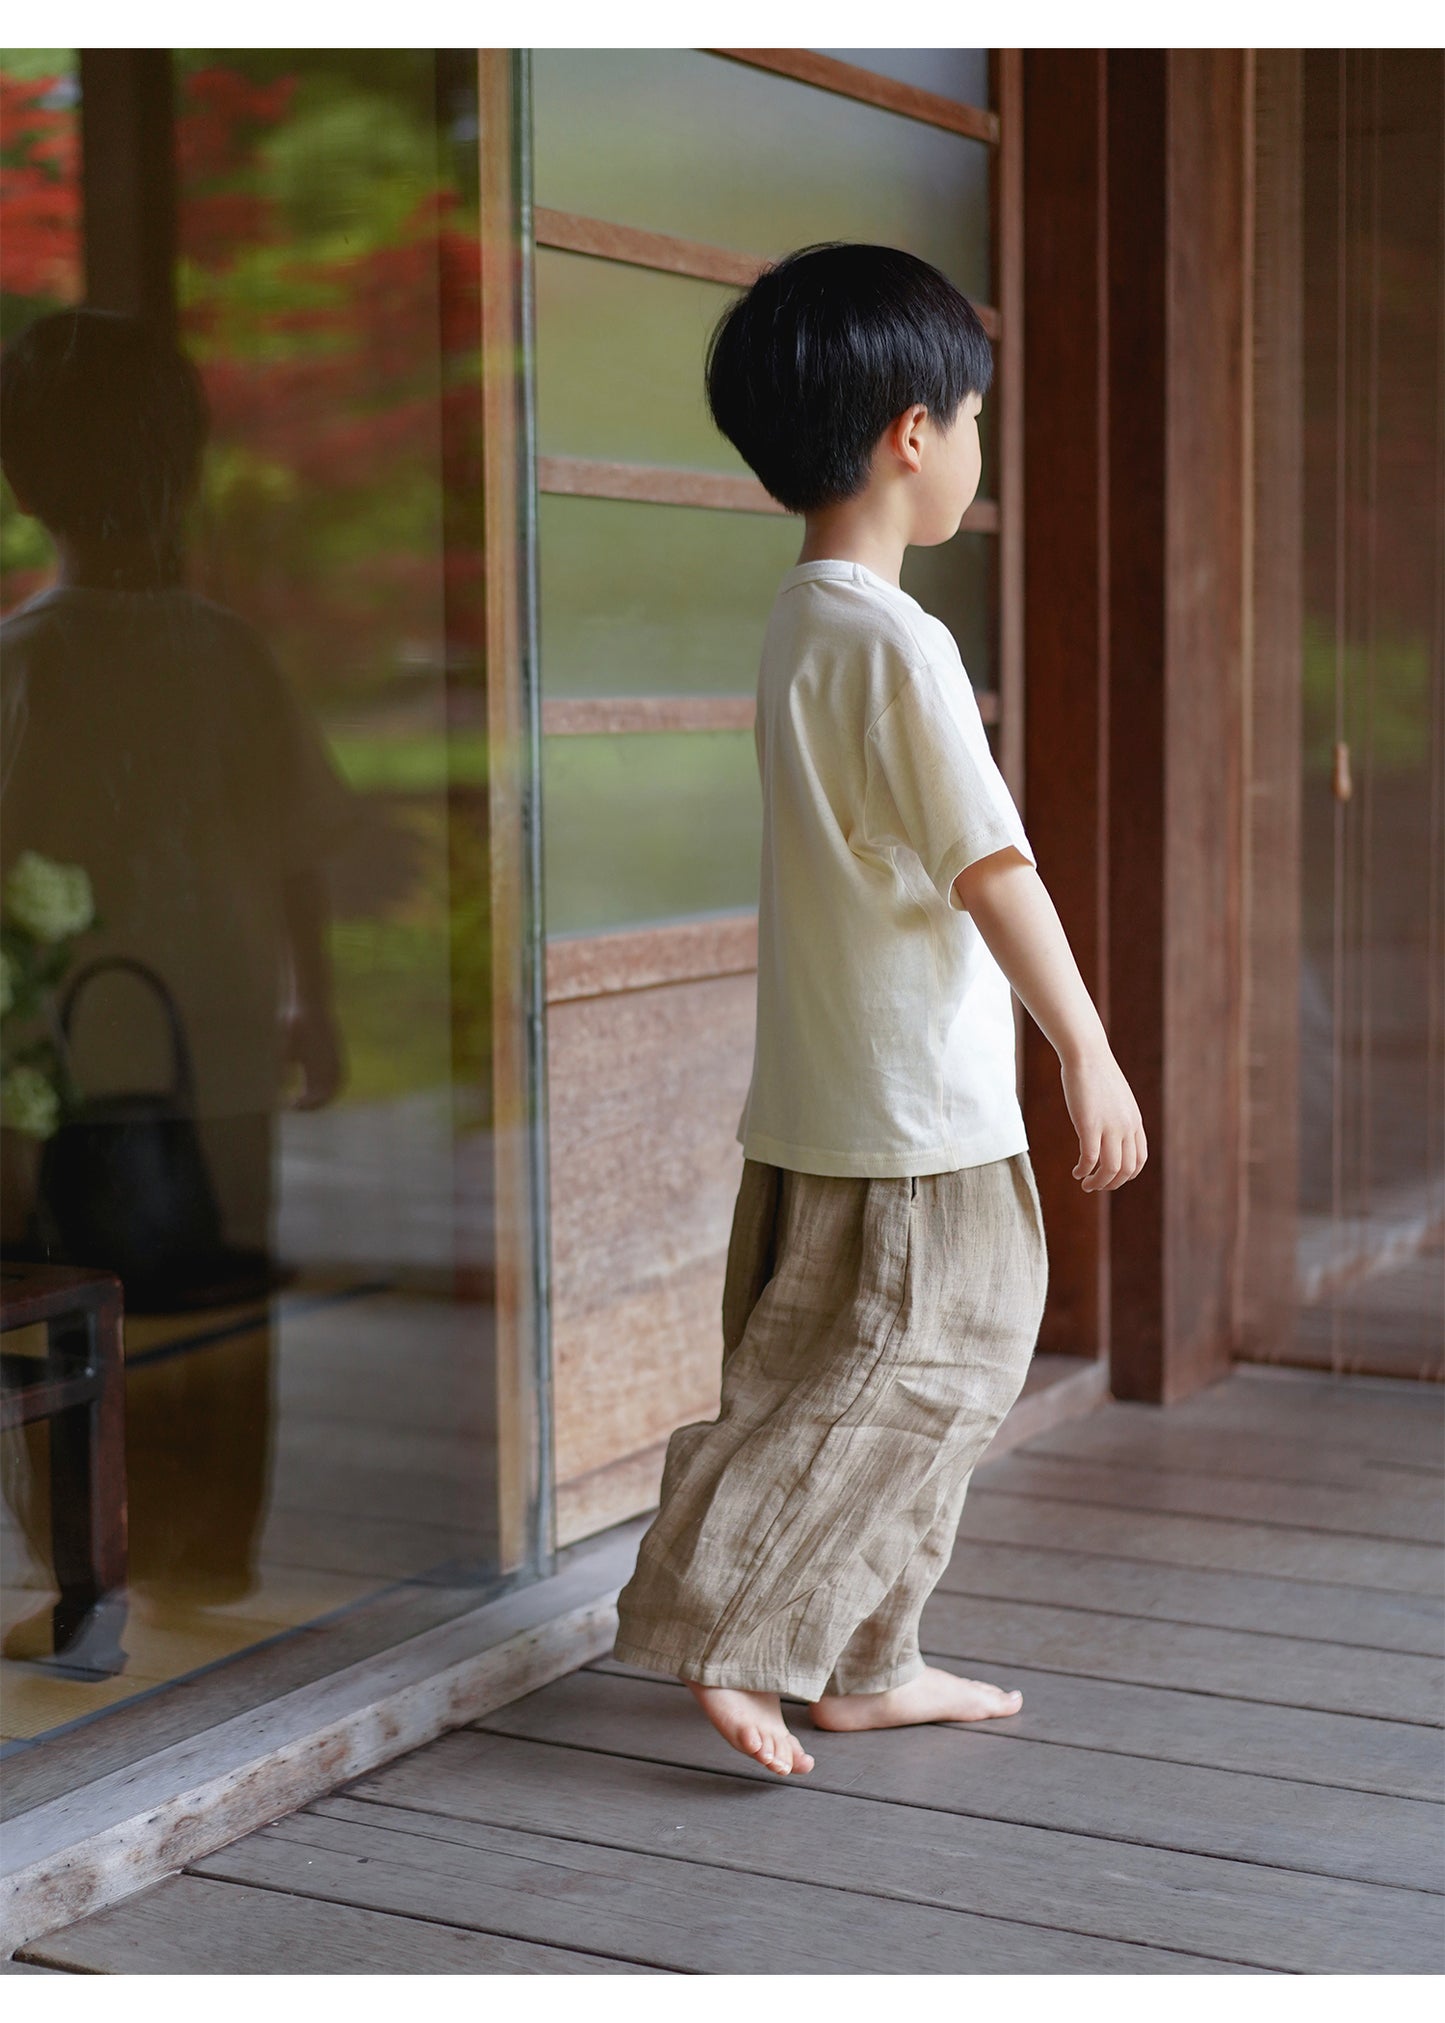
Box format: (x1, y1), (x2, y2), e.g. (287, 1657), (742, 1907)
(612, 1149), (1049, 1699)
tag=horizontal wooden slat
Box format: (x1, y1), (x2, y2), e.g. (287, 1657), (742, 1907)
(545, 914), (757, 1002)
(537, 452), (1001, 533)
(544, 688), (999, 738)
(539, 453), (784, 515)
(533, 205), (1002, 339)
(706, 47), (999, 147)
(542, 695), (754, 735)
(534, 205), (761, 289)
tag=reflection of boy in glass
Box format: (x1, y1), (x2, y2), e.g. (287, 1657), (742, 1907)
(0, 307), (361, 1603)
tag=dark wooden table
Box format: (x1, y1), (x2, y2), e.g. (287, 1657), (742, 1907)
(0, 1259), (129, 1678)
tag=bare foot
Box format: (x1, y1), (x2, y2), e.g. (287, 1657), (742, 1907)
(686, 1681), (816, 1775)
(808, 1663), (1023, 1731)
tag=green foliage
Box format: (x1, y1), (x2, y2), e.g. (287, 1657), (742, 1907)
(1301, 609), (1433, 776)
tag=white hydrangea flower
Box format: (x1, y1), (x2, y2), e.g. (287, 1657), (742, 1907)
(2, 851), (95, 943)
(0, 1063), (61, 1138)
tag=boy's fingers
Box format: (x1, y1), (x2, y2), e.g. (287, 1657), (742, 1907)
(1074, 1128), (1101, 1178)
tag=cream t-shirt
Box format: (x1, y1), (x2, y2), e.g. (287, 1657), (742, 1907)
(735, 557), (1037, 1177)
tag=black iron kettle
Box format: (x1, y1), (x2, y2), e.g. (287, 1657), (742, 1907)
(32, 954), (228, 1293)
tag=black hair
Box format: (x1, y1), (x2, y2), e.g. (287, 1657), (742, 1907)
(703, 241), (993, 515)
(0, 307), (209, 544)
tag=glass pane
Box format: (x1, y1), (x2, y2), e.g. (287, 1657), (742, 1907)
(1292, 49), (1444, 1376)
(533, 49), (992, 301)
(540, 493), (798, 698)
(536, 248), (746, 471)
(904, 532), (997, 696)
(0, 51), (83, 607)
(543, 730), (760, 935)
(0, 50), (546, 1810)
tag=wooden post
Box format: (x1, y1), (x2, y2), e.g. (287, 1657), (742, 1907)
(1021, 50), (1112, 1368)
(1106, 50), (1250, 1400)
(1024, 51), (1252, 1401)
(78, 50), (176, 335)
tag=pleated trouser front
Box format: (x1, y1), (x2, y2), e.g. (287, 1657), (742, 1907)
(611, 1147), (1050, 1699)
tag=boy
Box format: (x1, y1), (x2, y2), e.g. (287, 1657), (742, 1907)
(0, 307), (359, 1600)
(612, 243), (1146, 1778)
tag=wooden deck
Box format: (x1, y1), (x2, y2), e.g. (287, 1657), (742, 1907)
(8, 1362), (1444, 1974)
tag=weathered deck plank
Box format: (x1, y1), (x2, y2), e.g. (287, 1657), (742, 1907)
(916, 1592), (1443, 1722)
(1131, 1368), (1444, 1461)
(338, 1729), (1443, 1973)
(183, 1802), (1247, 1974)
(961, 1486), (1442, 1591)
(10, 1363), (1443, 1975)
(19, 1868), (655, 1974)
(590, 1652), (1442, 1799)
(473, 1668), (1441, 1890)
(974, 1454), (1444, 1544)
(1015, 1409), (1444, 1493)
(933, 1537), (1443, 1651)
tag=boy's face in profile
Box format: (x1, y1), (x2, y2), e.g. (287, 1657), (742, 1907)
(918, 389), (984, 542)
(871, 389), (984, 549)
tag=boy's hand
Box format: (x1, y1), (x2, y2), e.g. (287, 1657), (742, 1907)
(281, 999), (346, 1110)
(1060, 1042), (1147, 1192)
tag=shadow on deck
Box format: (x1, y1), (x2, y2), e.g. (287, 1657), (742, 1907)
(8, 1362), (1443, 1975)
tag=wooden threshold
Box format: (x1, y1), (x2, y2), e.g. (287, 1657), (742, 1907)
(0, 1520), (650, 1958)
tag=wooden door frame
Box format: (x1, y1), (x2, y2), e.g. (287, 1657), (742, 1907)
(1023, 50), (1273, 1402)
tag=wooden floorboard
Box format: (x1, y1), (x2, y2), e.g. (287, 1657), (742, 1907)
(959, 1487), (1442, 1591)
(973, 1455), (1444, 1544)
(17, 1869), (652, 1974)
(914, 1592), (1443, 1722)
(330, 1729), (1438, 1972)
(472, 1669), (1440, 1891)
(181, 1801), (1240, 1975)
(1015, 1409), (1445, 1492)
(589, 1654), (1442, 1799)
(11, 1364), (1444, 1975)
(931, 1538), (1444, 1653)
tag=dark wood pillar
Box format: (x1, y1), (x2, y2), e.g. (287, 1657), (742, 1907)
(1020, 50), (1112, 1367)
(1024, 50), (1251, 1402)
(1108, 49), (1250, 1401)
(78, 50), (177, 335)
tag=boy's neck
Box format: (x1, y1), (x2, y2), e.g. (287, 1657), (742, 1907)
(795, 513), (905, 589)
(56, 532), (188, 592)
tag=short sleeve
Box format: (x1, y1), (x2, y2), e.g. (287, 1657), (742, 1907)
(274, 686), (365, 874)
(861, 656), (1036, 910)
(234, 628), (364, 875)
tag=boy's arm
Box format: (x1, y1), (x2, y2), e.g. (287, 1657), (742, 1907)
(952, 846), (1147, 1193)
(280, 866), (345, 1109)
